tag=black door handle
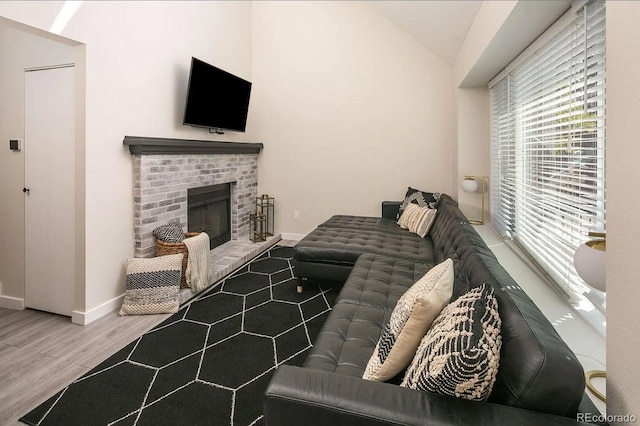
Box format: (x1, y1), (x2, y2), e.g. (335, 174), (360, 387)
(23, 187), (30, 194)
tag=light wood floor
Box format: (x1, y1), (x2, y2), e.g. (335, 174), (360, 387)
(0, 241), (297, 425)
(0, 307), (170, 425)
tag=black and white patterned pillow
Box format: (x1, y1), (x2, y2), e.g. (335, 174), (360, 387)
(401, 283), (502, 401)
(119, 254), (183, 316)
(398, 187), (440, 220)
(363, 259), (453, 382)
(153, 222), (185, 243)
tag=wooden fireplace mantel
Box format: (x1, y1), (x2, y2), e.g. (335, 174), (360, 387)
(123, 136), (263, 155)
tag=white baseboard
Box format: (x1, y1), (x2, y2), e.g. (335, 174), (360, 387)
(281, 233), (306, 242)
(0, 295), (25, 310)
(72, 294), (124, 325)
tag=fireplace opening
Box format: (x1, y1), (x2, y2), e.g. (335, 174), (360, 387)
(188, 183), (231, 249)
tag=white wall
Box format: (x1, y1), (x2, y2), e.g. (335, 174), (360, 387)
(455, 88), (489, 222)
(0, 26), (76, 309)
(453, 1), (518, 224)
(0, 1), (253, 322)
(250, 1), (454, 236)
(606, 1), (640, 419)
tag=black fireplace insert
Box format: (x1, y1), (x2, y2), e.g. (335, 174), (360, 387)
(187, 183), (231, 249)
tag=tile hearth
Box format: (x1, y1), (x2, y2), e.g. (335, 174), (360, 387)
(179, 235), (282, 304)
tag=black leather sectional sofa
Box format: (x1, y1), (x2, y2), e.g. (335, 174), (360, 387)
(264, 194), (603, 425)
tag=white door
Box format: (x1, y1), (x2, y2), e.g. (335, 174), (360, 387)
(24, 65), (75, 316)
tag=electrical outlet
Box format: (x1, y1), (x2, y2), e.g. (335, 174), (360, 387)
(293, 211), (300, 220)
(9, 139), (21, 151)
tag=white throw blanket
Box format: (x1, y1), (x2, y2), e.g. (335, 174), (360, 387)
(183, 232), (211, 292)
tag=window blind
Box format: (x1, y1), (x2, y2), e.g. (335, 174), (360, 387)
(490, 0), (606, 306)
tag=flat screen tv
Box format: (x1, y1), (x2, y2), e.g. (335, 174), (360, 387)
(183, 57), (252, 132)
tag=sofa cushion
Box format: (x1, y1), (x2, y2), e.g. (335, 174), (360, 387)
(401, 283), (502, 402)
(398, 203), (437, 238)
(318, 215), (396, 231)
(294, 225), (434, 266)
(304, 303), (391, 378)
(319, 215), (431, 241)
(336, 254), (432, 310)
(363, 258), (454, 382)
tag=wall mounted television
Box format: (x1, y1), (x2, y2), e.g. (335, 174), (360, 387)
(183, 57), (252, 133)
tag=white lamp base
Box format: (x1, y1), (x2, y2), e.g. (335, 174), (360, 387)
(573, 241), (606, 292)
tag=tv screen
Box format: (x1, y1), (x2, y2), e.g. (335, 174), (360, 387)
(183, 57), (252, 132)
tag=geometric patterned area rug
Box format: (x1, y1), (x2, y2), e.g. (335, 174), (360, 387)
(20, 245), (337, 426)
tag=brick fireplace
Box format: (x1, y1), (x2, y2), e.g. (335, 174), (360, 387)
(124, 136), (263, 258)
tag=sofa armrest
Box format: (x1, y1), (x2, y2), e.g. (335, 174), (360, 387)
(264, 366), (594, 426)
(381, 201), (401, 220)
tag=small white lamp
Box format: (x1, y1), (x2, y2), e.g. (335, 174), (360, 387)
(461, 176), (487, 225)
(573, 232), (606, 292)
(573, 231), (606, 402)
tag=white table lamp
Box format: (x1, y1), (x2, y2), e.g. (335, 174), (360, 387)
(461, 176), (487, 225)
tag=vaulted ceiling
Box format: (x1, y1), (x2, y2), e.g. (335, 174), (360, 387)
(369, 1), (572, 86)
(367, 1), (482, 66)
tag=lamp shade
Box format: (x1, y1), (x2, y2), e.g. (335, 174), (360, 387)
(461, 178), (479, 193)
(573, 240), (606, 292)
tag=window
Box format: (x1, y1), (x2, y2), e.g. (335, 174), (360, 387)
(490, 1), (606, 314)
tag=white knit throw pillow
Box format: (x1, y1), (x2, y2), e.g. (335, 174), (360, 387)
(363, 258), (454, 382)
(398, 203), (437, 238)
